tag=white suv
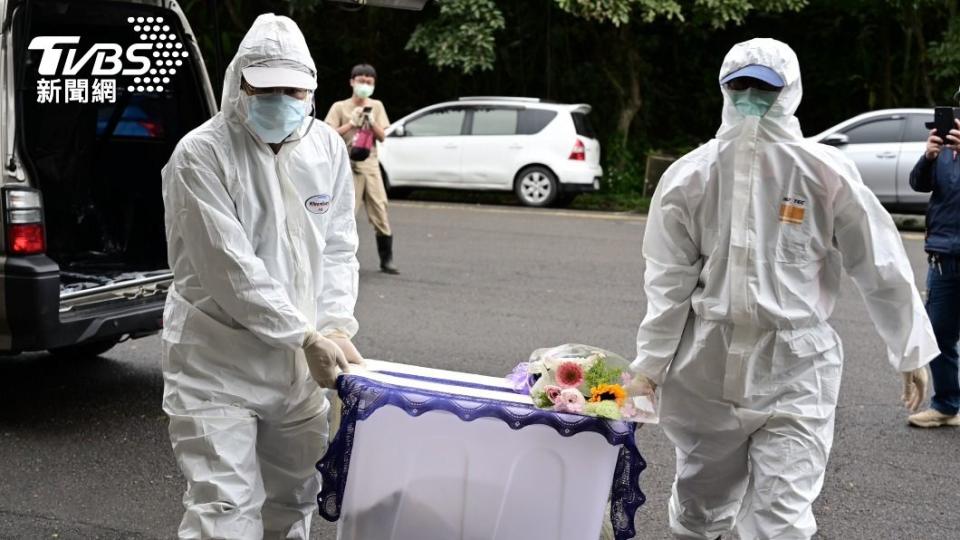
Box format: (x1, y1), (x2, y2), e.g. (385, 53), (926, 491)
(378, 97), (603, 207)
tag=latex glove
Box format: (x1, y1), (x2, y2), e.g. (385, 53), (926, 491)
(901, 367), (929, 413)
(349, 107), (367, 128)
(303, 331), (349, 389)
(326, 332), (365, 367)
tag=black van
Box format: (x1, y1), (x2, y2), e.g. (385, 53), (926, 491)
(0, 0), (216, 356)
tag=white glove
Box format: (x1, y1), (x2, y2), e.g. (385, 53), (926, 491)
(349, 107), (367, 128)
(901, 367), (929, 413)
(303, 331), (349, 389)
(325, 330), (365, 367)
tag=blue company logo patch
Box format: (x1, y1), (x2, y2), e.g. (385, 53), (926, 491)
(305, 194), (332, 214)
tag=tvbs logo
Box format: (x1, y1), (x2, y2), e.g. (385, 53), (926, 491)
(28, 15), (187, 104)
(29, 36), (151, 76)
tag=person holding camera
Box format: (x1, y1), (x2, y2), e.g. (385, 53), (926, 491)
(907, 92), (960, 428)
(325, 64), (398, 274)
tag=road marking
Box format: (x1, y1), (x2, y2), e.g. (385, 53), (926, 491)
(392, 201), (926, 241)
(391, 200), (647, 222)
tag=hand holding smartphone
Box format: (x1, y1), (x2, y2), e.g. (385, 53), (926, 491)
(927, 107), (956, 141)
(923, 107), (960, 160)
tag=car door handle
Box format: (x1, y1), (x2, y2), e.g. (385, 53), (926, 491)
(443, 144), (458, 149)
(876, 152), (897, 158)
(508, 144), (523, 150)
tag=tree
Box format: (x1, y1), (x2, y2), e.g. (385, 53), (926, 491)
(928, 1), (960, 95)
(406, 0), (506, 74)
(407, 0), (809, 146)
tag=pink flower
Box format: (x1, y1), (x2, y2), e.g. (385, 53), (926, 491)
(553, 388), (586, 414)
(556, 361), (585, 389)
(544, 385), (562, 403)
(620, 401), (638, 419)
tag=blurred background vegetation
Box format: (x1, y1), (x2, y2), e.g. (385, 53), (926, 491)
(183, 0), (960, 209)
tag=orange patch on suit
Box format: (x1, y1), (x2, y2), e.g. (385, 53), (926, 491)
(779, 197), (806, 224)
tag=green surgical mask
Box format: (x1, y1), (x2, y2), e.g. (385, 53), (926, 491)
(730, 88), (780, 117)
(354, 83), (375, 99)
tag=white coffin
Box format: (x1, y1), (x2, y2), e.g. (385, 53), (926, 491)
(336, 359), (622, 540)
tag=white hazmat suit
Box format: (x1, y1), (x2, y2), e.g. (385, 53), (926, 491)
(160, 14), (359, 539)
(632, 38), (937, 539)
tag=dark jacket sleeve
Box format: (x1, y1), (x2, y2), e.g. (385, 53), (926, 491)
(909, 154), (936, 193)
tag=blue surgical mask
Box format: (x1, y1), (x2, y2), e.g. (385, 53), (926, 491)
(730, 88), (780, 117)
(242, 93), (309, 144)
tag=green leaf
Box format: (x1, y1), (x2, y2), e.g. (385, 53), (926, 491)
(406, 0), (506, 74)
(583, 355), (624, 390)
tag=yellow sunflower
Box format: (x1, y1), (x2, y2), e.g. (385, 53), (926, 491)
(589, 384), (627, 407)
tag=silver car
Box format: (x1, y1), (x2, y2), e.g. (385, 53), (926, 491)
(811, 108), (932, 213)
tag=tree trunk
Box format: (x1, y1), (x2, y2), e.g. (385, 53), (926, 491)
(616, 66), (642, 139)
(910, 8), (934, 105)
(881, 21), (893, 108)
(602, 25), (643, 147)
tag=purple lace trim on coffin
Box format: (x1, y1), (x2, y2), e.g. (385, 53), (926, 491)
(317, 372), (647, 540)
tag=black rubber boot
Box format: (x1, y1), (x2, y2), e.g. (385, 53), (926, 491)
(376, 234), (400, 274)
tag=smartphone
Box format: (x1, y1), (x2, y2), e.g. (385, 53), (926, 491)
(363, 106), (372, 113)
(926, 106), (955, 140)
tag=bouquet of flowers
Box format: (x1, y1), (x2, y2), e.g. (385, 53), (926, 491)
(507, 344), (658, 423)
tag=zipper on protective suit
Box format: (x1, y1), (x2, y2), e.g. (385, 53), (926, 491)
(724, 116), (764, 402)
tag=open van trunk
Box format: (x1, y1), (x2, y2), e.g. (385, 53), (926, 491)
(13, 0), (211, 305)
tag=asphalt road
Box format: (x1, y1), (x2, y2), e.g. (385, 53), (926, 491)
(1, 201), (958, 539)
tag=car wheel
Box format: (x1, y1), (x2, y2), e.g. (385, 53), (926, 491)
(48, 337), (121, 359)
(381, 166), (410, 200)
(515, 166), (558, 207)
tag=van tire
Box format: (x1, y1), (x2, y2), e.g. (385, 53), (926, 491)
(48, 337), (121, 359)
(515, 166), (558, 207)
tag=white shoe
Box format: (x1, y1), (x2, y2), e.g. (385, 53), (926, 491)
(908, 408), (960, 428)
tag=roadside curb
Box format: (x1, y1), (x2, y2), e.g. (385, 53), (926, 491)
(394, 200), (926, 233)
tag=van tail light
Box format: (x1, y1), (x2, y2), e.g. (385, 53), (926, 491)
(4, 188), (45, 255)
(569, 138), (586, 161)
(138, 120), (162, 138)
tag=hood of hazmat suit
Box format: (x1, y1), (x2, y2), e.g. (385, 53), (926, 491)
(632, 38), (937, 539)
(159, 14), (358, 539)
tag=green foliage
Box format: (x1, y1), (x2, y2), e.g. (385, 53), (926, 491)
(533, 390), (554, 408)
(584, 400), (622, 419)
(553, 0), (807, 28)
(929, 17), (960, 91)
(584, 356), (623, 390)
(692, 0), (808, 28)
(602, 136), (646, 195)
(405, 0), (506, 73)
(553, 0), (681, 26)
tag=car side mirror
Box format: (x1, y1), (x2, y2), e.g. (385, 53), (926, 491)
(821, 133), (849, 147)
(392, 125), (406, 137)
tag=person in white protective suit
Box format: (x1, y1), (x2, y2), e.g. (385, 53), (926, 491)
(631, 38), (937, 540)
(160, 14), (364, 539)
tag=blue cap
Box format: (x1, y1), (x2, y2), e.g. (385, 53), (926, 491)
(720, 64), (784, 88)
